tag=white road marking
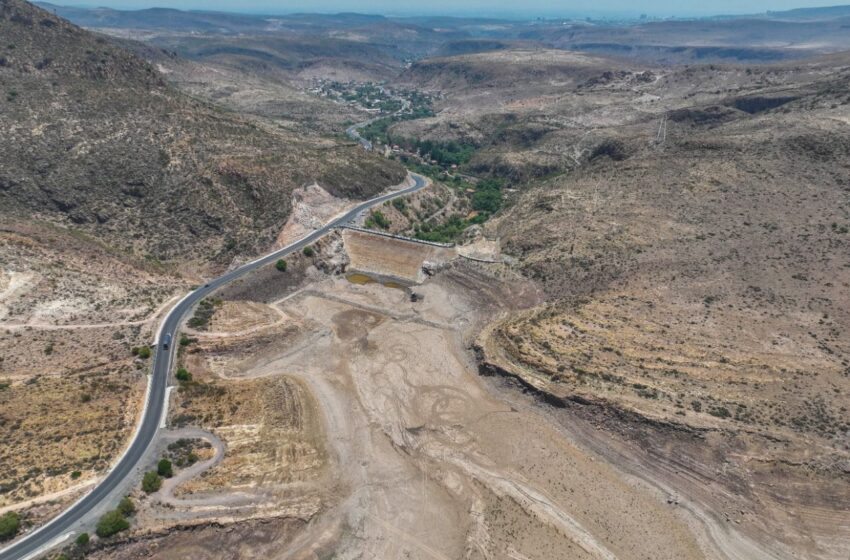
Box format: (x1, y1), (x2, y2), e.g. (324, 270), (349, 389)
(160, 386), (175, 429)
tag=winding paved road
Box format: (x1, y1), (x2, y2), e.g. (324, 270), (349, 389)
(346, 121), (374, 151)
(0, 172), (428, 560)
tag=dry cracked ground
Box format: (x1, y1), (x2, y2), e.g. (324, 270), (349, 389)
(81, 234), (712, 560)
(46, 223), (841, 560)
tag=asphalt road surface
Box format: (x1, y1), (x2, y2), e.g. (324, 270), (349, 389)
(346, 121), (374, 151)
(0, 172), (428, 560)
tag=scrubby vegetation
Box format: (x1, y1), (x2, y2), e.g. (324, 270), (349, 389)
(179, 334), (195, 347)
(397, 138), (477, 167)
(392, 198), (408, 215)
(410, 178), (504, 243)
(412, 216), (470, 243)
(0, 0), (406, 266)
(187, 298), (221, 330)
(365, 210), (391, 230)
(0, 511), (21, 541)
(141, 470), (162, 493)
(95, 509), (129, 538)
(360, 117), (395, 144)
(132, 345), (151, 359)
(175, 367), (192, 383)
(470, 178), (504, 214)
(165, 438), (209, 468)
(117, 496), (135, 517)
(157, 459), (174, 478)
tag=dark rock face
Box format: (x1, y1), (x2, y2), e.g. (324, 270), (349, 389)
(589, 139), (630, 162)
(729, 95), (799, 114)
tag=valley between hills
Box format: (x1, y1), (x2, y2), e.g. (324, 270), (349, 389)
(1, 1), (849, 559)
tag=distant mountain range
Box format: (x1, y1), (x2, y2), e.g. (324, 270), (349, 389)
(34, 2), (850, 24)
(34, 2), (850, 64)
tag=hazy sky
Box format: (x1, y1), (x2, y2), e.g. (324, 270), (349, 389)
(51, 1), (841, 17)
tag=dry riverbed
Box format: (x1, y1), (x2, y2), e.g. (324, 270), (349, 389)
(82, 231), (753, 560)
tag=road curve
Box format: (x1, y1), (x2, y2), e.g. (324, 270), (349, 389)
(0, 172), (428, 560)
(345, 122), (374, 151)
(344, 89), (410, 151)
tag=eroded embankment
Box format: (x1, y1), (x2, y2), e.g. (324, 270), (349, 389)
(474, 323), (850, 560)
(79, 227), (848, 560)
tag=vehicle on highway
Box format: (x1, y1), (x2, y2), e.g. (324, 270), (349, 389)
(0, 172), (427, 560)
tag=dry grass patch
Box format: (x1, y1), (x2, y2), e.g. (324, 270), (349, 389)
(0, 367), (144, 507)
(488, 294), (848, 440)
(170, 375), (326, 494)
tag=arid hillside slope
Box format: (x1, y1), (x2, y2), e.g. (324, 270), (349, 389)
(0, 0), (405, 265)
(407, 48), (620, 92)
(450, 52), (850, 557)
(0, 0), (402, 519)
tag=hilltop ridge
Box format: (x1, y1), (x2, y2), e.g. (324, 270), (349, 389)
(0, 0), (405, 263)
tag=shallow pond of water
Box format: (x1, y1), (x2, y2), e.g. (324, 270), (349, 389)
(346, 273), (406, 290)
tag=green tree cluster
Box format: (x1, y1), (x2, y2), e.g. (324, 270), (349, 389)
(132, 346), (151, 359)
(118, 497), (135, 516)
(365, 211), (391, 230)
(142, 470), (162, 493)
(175, 367), (192, 383)
(95, 510), (129, 538)
(471, 178), (504, 214)
(0, 512), (21, 541)
(157, 459), (173, 478)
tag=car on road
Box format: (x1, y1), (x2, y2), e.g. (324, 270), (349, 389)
(0, 173), (427, 560)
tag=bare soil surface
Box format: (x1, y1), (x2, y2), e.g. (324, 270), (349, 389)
(0, 220), (177, 512)
(86, 517), (309, 560)
(94, 230), (771, 559)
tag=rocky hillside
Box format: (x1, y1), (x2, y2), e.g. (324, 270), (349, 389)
(0, 0), (405, 265)
(143, 33), (406, 84)
(405, 48), (624, 93)
(472, 55), (850, 556)
(0, 0), (404, 512)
